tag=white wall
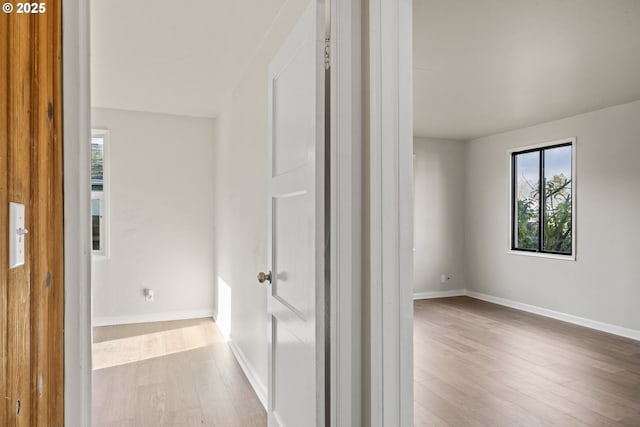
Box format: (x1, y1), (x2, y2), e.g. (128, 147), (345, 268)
(465, 100), (640, 331)
(214, 0), (308, 403)
(91, 108), (217, 325)
(413, 137), (466, 295)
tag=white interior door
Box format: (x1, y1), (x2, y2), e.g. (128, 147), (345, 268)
(265, 1), (325, 426)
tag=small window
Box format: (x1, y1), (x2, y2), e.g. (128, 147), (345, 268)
(511, 139), (574, 258)
(91, 129), (109, 257)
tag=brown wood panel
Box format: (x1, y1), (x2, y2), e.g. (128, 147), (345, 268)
(1, 3), (63, 426)
(0, 7), (9, 424)
(7, 10), (33, 426)
(414, 297), (640, 427)
(30, 2), (64, 425)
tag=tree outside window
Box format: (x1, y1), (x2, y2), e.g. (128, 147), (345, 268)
(512, 142), (573, 256)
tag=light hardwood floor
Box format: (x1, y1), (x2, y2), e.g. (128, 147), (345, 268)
(414, 297), (640, 426)
(92, 318), (266, 427)
(93, 299), (640, 426)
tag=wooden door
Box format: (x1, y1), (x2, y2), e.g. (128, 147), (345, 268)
(0, 2), (64, 426)
(265, 1), (325, 426)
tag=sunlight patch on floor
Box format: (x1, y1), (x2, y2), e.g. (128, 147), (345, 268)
(92, 324), (215, 370)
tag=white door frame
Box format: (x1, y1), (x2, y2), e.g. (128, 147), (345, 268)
(366, 0), (414, 425)
(329, 0), (413, 425)
(62, 0), (413, 425)
(62, 0), (93, 426)
(328, 0), (362, 425)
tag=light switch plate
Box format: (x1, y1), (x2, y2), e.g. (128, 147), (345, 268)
(9, 202), (26, 268)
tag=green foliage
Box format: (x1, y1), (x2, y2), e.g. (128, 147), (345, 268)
(516, 173), (572, 253)
(517, 198), (538, 249)
(543, 174), (572, 253)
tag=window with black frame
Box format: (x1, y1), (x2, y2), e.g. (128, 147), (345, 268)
(511, 140), (574, 256)
(91, 129), (109, 257)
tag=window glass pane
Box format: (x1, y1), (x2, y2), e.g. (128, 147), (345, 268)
(92, 197), (102, 251)
(91, 137), (104, 192)
(543, 145), (572, 253)
(514, 151), (540, 250)
(91, 130), (108, 257)
(91, 196), (101, 216)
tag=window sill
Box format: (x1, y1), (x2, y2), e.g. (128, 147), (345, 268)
(507, 250), (575, 261)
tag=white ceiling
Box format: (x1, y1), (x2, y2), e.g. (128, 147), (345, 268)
(414, 0), (640, 140)
(91, 0), (288, 118)
(92, 1), (640, 139)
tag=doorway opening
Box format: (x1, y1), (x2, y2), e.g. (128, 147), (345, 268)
(411, 1), (640, 424)
(88, 1), (328, 425)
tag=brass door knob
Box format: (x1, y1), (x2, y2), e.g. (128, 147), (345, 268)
(257, 271), (272, 284)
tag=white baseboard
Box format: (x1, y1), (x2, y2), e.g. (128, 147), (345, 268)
(93, 309), (218, 327)
(414, 289), (466, 300)
(466, 290), (640, 342)
(228, 337), (268, 410)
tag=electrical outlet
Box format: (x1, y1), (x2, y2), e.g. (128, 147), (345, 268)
(144, 288), (154, 302)
(440, 274), (451, 284)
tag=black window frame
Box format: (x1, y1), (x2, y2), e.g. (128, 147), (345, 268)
(511, 141), (573, 256)
(91, 129), (109, 258)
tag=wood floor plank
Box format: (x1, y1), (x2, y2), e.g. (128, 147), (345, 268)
(415, 381), (494, 427)
(92, 298), (640, 426)
(414, 401), (451, 427)
(414, 297), (640, 427)
(92, 318), (266, 427)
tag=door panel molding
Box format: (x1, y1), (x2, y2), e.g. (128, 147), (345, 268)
(267, 1), (326, 425)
